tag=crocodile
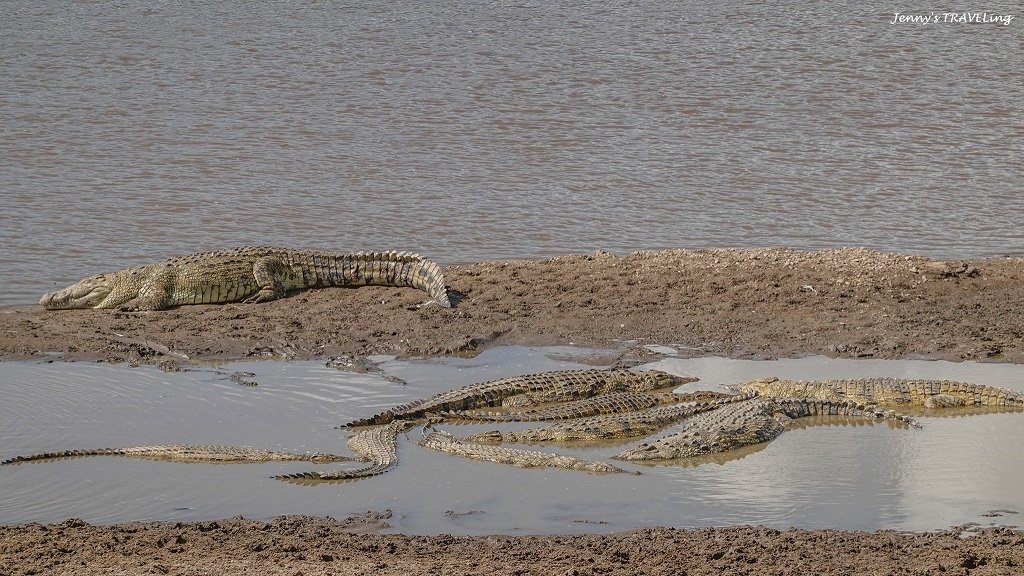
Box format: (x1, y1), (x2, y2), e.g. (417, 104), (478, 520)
(344, 369), (699, 427)
(444, 390), (729, 422)
(418, 428), (633, 475)
(40, 246), (451, 311)
(740, 377), (1024, 409)
(614, 397), (919, 461)
(1, 445), (359, 465)
(464, 393), (752, 445)
(275, 420), (412, 482)
(15, 371), (999, 481)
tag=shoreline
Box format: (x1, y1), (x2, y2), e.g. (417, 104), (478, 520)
(3, 247), (1023, 574)
(1, 247), (1022, 367)
(2, 516), (1021, 575)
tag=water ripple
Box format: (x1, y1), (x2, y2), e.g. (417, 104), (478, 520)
(2, 2), (1022, 305)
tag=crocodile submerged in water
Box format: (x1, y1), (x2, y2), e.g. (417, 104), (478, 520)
(12, 371), (1012, 481)
(344, 369), (699, 427)
(464, 393), (752, 445)
(275, 420), (414, 483)
(441, 390), (726, 422)
(39, 246), (451, 311)
(0, 445), (359, 465)
(614, 397), (920, 461)
(740, 377), (1024, 409)
(419, 428), (632, 475)
(2, 424), (410, 483)
(5, 369), (696, 482)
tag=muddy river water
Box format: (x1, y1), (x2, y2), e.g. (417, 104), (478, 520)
(4, 2), (1023, 307)
(1, 345), (1022, 535)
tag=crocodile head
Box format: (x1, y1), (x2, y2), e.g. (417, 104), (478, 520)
(41, 267), (149, 310)
(647, 371), (701, 388)
(40, 274), (116, 309)
(737, 376), (780, 395)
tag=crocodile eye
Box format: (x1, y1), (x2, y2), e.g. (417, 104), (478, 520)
(76, 275), (107, 295)
(67, 275), (112, 304)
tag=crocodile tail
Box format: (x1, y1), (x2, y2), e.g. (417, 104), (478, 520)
(273, 462), (393, 483)
(343, 415), (387, 428)
(395, 252), (452, 308)
(2, 447), (123, 464)
(327, 251), (451, 307)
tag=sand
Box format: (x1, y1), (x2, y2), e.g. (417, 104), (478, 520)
(1, 247), (1022, 575)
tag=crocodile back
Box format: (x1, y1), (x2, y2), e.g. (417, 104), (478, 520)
(466, 394), (748, 444)
(743, 377), (1024, 408)
(419, 429), (629, 475)
(614, 398), (785, 461)
(344, 369), (696, 427)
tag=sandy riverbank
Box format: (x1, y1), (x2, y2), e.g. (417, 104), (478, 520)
(1, 247), (1022, 575)
(1, 248), (1022, 366)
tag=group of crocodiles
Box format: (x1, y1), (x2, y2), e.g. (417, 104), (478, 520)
(5, 369), (1022, 480)
(8, 247), (1023, 482)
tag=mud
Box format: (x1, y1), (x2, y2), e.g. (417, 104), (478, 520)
(1, 248), (1021, 367)
(1, 515), (1021, 576)
(3, 247), (1024, 575)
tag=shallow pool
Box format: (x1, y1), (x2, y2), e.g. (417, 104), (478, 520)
(1, 346), (1021, 535)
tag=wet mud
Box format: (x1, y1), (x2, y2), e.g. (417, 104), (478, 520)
(2, 248), (1023, 575)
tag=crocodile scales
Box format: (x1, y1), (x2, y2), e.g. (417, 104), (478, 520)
(740, 377), (1024, 409)
(11, 371), (1018, 481)
(614, 397), (920, 461)
(464, 393), (753, 445)
(275, 420), (413, 482)
(39, 246), (451, 311)
(345, 369), (698, 427)
(419, 428), (632, 475)
(3, 370), (695, 480)
(0, 445), (359, 465)
(441, 390), (726, 422)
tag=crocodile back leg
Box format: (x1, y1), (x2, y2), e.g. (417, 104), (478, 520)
(242, 256), (292, 304)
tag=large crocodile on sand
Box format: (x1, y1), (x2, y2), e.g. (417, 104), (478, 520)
(344, 369), (699, 427)
(740, 377), (1024, 409)
(614, 397), (919, 461)
(39, 247), (451, 311)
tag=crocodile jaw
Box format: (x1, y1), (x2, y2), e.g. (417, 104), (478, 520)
(40, 274), (114, 309)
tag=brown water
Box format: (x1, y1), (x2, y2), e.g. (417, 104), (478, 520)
(2, 2), (1022, 306)
(1, 346), (1022, 535)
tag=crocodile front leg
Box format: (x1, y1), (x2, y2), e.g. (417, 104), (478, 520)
(117, 269), (176, 311)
